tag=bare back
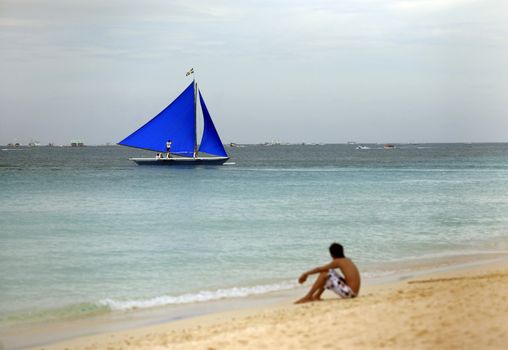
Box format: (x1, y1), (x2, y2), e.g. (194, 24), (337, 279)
(330, 257), (361, 294)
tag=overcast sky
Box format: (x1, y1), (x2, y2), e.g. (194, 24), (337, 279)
(0, 0), (507, 145)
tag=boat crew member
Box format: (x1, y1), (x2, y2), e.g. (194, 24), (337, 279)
(166, 140), (172, 158)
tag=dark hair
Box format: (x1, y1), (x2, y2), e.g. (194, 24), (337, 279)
(329, 243), (345, 258)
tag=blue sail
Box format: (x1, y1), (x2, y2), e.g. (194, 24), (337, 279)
(118, 82), (195, 156)
(198, 91), (228, 157)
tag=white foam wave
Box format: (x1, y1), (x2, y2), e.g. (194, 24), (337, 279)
(99, 281), (296, 311)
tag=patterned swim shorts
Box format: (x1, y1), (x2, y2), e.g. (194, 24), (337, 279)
(325, 269), (356, 298)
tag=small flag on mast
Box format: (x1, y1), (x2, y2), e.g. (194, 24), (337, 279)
(186, 68), (194, 76)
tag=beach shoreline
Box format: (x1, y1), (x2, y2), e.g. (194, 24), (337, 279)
(2, 253), (506, 350)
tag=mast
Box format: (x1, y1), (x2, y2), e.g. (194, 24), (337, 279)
(193, 78), (198, 158)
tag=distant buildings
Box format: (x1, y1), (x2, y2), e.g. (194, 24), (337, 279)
(70, 140), (85, 147)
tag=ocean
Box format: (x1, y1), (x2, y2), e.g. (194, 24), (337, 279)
(1, 144), (508, 335)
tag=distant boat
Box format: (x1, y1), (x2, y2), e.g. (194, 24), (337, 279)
(229, 142), (245, 148)
(118, 78), (229, 165)
(356, 145), (370, 150)
(383, 144), (395, 149)
(28, 140), (41, 147)
(263, 140), (282, 146)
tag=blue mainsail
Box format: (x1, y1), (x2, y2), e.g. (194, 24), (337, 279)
(118, 82), (196, 156)
(198, 91), (228, 157)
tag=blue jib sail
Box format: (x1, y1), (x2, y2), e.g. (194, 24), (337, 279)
(198, 91), (228, 157)
(118, 82), (196, 156)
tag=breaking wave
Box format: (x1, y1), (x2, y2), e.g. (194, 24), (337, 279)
(99, 281), (296, 311)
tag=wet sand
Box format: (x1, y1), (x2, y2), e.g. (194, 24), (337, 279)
(27, 258), (508, 350)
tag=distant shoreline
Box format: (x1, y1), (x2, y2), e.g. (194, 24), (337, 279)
(2, 142), (508, 148)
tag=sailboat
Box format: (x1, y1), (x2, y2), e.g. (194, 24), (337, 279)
(118, 78), (229, 165)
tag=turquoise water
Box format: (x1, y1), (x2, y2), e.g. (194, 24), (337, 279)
(1, 144), (508, 324)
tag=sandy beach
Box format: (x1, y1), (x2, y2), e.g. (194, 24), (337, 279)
(27, 258), (508, 350)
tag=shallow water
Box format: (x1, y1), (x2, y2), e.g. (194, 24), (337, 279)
(1, 144), (508, 325)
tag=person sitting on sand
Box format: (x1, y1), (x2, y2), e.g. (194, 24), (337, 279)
(295, 242), (360, 304)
